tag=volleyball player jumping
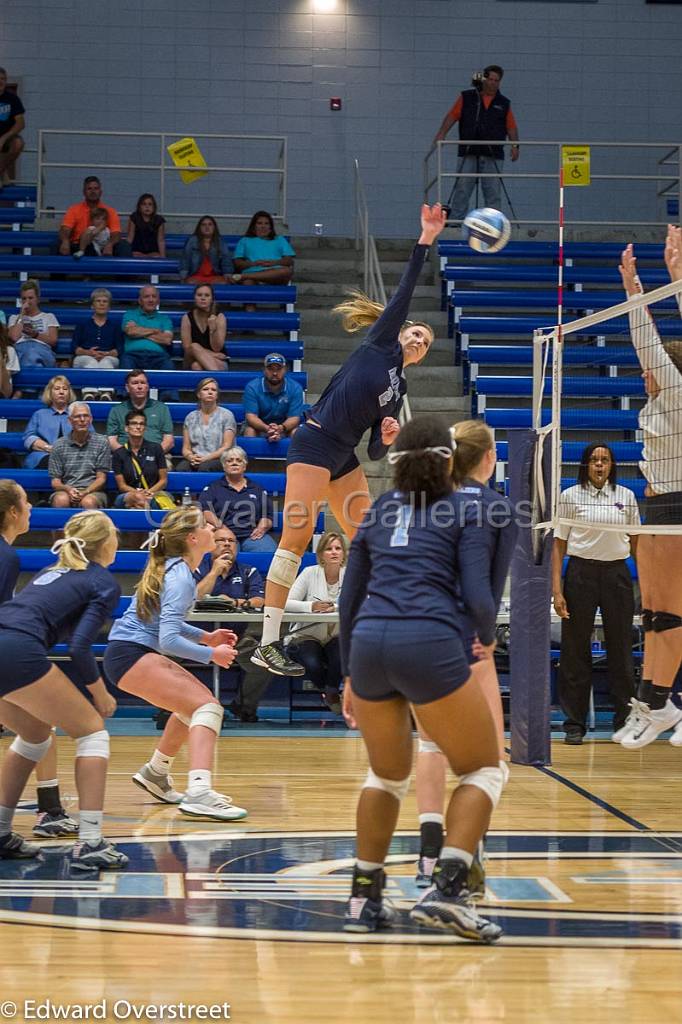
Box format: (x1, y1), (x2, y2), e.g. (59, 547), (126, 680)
(252, 203), (447, 676)
(0, 511), (126, 869)
(105, 506), (248, 821)
(339, 415), (516, 942)
(617, 230), (682, 748)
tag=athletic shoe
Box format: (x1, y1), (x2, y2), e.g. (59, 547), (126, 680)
(98, 389), (115, 402)
(620, 698), (682, 750)
(71, 840), (129, 871)
(0, 831), (41, 859)
(251, 642), (305, 676)
(343, 895), (397, 933)
(132, 763), (184, 804)
(612, 699), (646, 744)
(409, 857), (502, 944)
(669, 716), (682, 747)
(179, 789), (248, 821)
(33, 810), (79, 838)
(82, 388), (98, 402)
(415, 855), (438, 888)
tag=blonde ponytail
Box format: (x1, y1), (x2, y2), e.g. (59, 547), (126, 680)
(50, 510), (115, 571)
(451, 420), (495, 486)
(135, 506), (204, 621)
(333, 291), (385, 334)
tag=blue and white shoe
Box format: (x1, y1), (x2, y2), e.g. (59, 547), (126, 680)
(71, 840), (129, 871)
(410, 856), (501, 944)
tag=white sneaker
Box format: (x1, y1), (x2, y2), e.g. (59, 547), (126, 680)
(669, 717), (682, 747)
(612, 699), (646, 743)
(132, 763), (184, 804)
(620, 698), (682, 750)
(179, 789), (248, 821)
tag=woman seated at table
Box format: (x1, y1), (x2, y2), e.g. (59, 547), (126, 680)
(176, 377), (237, 473)
(284, 532), (346, 714)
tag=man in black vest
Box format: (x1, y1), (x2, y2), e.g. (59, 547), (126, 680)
(433, 65), (519, 221)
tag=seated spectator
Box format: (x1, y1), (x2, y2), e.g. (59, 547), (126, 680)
(233, 211), (295, 287)
(0, 322), (19, 398)
(181, 284), (228, 372)
(200, 446), (276, 552)
(243, 353), (304, 441)
(106, 370), (175, 462)
(0, 67), (25, 187)
(8, 280), (58, 369)
(73, 206), (110, 258)
(112, 410), (169, 509)
(22, 374), (76, 469)
(121, 286), (174, 372)
(177, 377), (236, 472)
(48, 401), (111, 508)
(284, 532), (346, 714)
(179, 216), (234, 284)
(72, 288), (122, 402)
(195, 525), (266, 723)
(127, 193), (166, 258)
(58, 175), (132, 258)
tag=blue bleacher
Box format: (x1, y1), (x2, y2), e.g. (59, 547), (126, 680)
(0, 185), (37, 202)
(18, 547), (315, 575)
(458, 314), (680, 339)
(0, 209), (34, 225)
(475, 375), (643, 402)
(468, 344), (640, 368)
(0, 432), (290, 458)
(443, 263), (670, 292)
(0, 468), (288, 494)
(28, 505), (323, 533)
(0, 231), (259, 254)
(0, 398), (243, 424)
(14, 367), (306, 392)
(484, 408), (640, 430)
(438, 240), (665, 263)
(496, 440), (642, 463)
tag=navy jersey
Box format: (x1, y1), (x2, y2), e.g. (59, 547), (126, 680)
(309, 244), (429, 460)
(455, 480), (518, 626)
(0, 536), (20, 604)
(339, 488), (517, 675)
(0, 562), (121, 685)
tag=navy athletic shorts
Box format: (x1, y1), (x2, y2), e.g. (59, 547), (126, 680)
(645, 491), (682, 526)
(0, 629), (53, 695)
(103, 641), (155, 688)
(287, 421), (360, 482)
(349, 620), (471, 704)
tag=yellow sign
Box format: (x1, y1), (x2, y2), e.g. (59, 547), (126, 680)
(562, 145), (590, 187)
(166, 137), (208, 184)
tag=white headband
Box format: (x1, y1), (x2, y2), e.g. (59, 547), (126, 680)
(387, 444), (454, 465)
(50, 536), (88, 560)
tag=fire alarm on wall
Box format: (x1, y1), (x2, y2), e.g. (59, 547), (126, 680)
(330, 97), (342, 111)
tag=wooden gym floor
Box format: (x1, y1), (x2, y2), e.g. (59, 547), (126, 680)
(0, 732), (680, 1024)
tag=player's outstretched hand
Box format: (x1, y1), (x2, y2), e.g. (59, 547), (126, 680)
(619, 243), (642, 298)
(664, 224), (682, 283)
(418, 203), (448, 245)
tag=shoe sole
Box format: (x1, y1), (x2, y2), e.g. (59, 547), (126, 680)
(250, 651), (305, 676)
(132, 773), (183, 805)
(179, 804), (248, 821)
(0, 848), (40, 860)
(33, 826), (78, 838)
(72, 858), (128, 871)
(410, 907), (501, 944)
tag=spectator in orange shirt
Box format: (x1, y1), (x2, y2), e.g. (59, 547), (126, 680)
(433, 65), (519, 222)
(57, 176), (132, 258)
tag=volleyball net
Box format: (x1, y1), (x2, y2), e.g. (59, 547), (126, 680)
(532, 275), (682, 536)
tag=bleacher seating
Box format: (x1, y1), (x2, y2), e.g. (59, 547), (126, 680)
(13, 367), (306, 393)
(0, 468), (287, 494)
(27, 505), (324, 534)
(0, 432), (291, 459)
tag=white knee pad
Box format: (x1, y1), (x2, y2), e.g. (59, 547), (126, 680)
(362, 767), (411, 802)
(75, 729), (110, 760)
(10, 735), (52, 763)
(266, 548), (301, 589)
(418, 738), (443, 755)
(458, 764), (505, 809)
(189, 702), (223, 737)
(499, 759), (510, 788)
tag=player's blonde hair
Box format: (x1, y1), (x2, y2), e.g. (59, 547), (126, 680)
(136, 505), (204, 622)
(333, 291), (433, 343)
(451, 420), (495, 486)
(52, 511), (116, 571)
(0, 480), (24, 531)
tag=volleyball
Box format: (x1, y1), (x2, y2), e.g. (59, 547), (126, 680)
(463, 207), (511, 253)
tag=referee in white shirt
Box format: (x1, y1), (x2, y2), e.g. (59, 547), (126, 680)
(552, 443), (640, 743)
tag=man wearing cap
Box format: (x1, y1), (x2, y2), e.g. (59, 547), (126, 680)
(242, 353), (304, 442)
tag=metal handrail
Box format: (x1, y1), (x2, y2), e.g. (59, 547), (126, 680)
(424, 139), (682, 227)
(37, 130), (288, 224)
(353, 159), (387, 306)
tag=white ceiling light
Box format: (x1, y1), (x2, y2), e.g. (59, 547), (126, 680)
(312, 0), (337, 11)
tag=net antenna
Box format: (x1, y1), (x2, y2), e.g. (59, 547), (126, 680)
(534, 274), (682, 537)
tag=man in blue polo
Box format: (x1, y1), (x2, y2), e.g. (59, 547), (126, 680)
(121, 285), (174, 371)
(242, 352), (304, 442)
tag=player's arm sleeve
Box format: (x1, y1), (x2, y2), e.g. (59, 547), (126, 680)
(158, 568), (213, 663)
(489, 510), (518, 612)
(363, 244), (430, 351)
(338, 522), (372, 676)
(628, 305), (679, 390)
(367, 419), (390, 461)
(457, 504), (498, 646)
(69, 578), (122, 685)
(285, 566), (314, 613)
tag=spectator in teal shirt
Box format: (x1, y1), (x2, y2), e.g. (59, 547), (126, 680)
(243, 353), (304, 443)
(121, 285), (174, 371)
(233, 211), (295, 286)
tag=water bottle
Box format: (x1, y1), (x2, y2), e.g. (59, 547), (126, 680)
(182, 487), (192, 507)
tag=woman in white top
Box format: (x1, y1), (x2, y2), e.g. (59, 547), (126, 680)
(618, 230), (682, 748)
(552, 443), (640, 744)
(285, 532), (346, 713)
(176, 376), (237, 473)
(7, 279), (59, 369)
